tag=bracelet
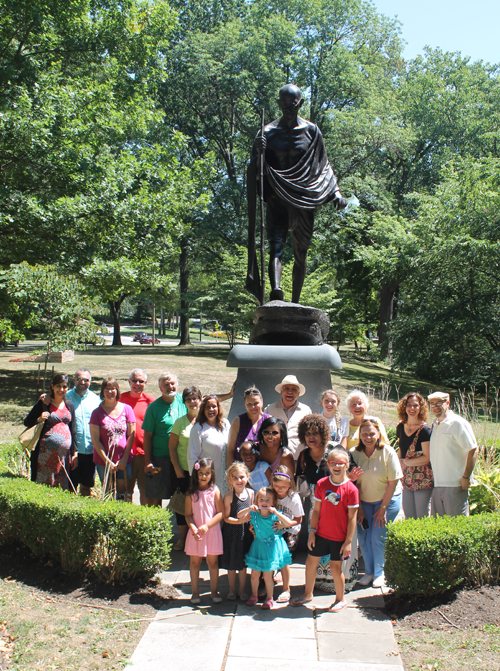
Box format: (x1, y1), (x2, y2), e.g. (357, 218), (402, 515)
(310, 528), (317, 533)
(462, 475), (470, 480)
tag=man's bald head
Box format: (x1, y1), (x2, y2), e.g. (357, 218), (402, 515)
(279, 84), (302, 100)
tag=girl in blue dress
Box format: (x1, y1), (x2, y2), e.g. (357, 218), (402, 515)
(238, 486), (292, 609)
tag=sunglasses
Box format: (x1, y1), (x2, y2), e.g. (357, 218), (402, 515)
(76, 377), (90, 383)
(263, 430), (280, 437)
(130, 379), (145, 384)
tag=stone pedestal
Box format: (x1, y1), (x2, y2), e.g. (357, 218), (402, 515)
(227, 344), (342, 421)
(250, 300), (329, 346)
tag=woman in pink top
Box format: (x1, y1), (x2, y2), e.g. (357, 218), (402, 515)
(90, 377), (136, 498)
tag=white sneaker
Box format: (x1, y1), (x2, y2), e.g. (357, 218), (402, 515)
(358, 573), (373, 586)
(372, 574), (385, 588)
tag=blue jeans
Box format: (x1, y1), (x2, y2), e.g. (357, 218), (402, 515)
(357, 493), (402, 578)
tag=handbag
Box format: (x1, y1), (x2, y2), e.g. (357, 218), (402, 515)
(19, 422), (43, 451)
(168, 487), (187, 515)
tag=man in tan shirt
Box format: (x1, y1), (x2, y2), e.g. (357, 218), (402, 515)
(265, 375), (312, 459)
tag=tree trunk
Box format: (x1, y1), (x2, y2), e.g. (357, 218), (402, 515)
(378, 281), (399, 360)
(179, 237), (191, 346)
(109, 300), (122, 346)
(135, 301), (143, 322)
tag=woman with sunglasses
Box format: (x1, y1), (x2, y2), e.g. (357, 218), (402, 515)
(226, 387), (270, 467)
(256, 417), (294, 475)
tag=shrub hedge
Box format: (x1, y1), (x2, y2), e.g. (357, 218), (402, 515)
(0, 443), (172, 583)
(385, 513), (500, 596)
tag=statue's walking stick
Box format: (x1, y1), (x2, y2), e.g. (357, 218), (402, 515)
(259, 108), (266, 305)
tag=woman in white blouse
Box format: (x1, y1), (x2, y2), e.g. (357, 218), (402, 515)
(187, 394), (230, 496)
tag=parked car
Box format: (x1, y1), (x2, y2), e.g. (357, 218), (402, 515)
(139, 336), (161, 345)
(133, 332), (148, 341)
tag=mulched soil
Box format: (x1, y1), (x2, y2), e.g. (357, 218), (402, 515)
(0, 543), (178, 614)
(385, 584), (500, 630)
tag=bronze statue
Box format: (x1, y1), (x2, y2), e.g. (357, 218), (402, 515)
(246, 84), (347, 305)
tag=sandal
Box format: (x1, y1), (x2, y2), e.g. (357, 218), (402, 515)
(291, 596), (313, 607)
(246, 595), (259, 606)
(227, 592), (237, 601)
(211, 594), (223, 604)
(276, 590), (290, 603)
(328, 600), (347, 613)
(190, 596), (201, 605)
(261, 598), (274, 610)
(173, 539), (185, 551)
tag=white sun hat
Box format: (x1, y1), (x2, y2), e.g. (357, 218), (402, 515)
(275, 375), (306, 397)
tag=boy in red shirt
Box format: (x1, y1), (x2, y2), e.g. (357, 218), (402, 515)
(292, 446), (359, 612)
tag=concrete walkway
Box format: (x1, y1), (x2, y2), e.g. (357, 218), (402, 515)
(126, 550), (403, 671)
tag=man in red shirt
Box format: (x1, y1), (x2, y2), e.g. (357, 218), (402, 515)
(121, 368), (156, 505)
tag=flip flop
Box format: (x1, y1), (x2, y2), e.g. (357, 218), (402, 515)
(276, 590), (290, 603)
(291, 597), (313, 607)
(328, 600), (347, 612)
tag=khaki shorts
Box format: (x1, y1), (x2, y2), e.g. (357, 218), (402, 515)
(128, 454), (147, 496)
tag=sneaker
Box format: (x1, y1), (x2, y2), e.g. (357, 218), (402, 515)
(358, 573), (373, 587)
(372, 574), (385, 588)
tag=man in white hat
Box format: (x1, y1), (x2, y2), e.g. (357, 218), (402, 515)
(265, 375), (312, 459)
(428, 391), (478, 516)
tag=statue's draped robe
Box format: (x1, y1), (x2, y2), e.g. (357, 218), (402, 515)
(246, 120), (339, 301)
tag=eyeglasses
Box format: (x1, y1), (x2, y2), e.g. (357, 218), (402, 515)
(263, 430), (279, 437)
(429, 401), (446, 407)
(305, 431), (320, 437)
(130, 379), (146, 384)
(327, 461), (347, 466)
(76, 377), (90, 383)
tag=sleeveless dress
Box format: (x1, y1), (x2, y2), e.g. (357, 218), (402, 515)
(244, 511), (292, 572)
(234, 413), (271, 460)
(185, 486), (223, 557)
(37, 404), (72, 488)
(220, 488), (253, 571)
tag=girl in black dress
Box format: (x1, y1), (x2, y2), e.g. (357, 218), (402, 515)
(220, 462), (254, 600)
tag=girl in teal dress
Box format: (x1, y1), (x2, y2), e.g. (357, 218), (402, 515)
(238, 486), (292, 610)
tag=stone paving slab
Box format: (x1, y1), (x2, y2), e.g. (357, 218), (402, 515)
(126, 622), (228, 671)
(228, 629), (318, 661)
(316, 605), (394, 634)
(318, 631), (402, 666)
(224, 659), (404, 671)
(231, 604), (315, 635)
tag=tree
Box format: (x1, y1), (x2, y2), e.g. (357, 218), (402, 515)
(193, 247), (258, 348)
(390, 158), (500, 386)
(0, 263), (99, 350)
(81, 258), (165, 346)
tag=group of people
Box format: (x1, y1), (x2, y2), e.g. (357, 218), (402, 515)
(24, 369), (478, 610)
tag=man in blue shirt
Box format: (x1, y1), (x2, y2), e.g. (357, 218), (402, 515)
(66, 368), (101, 496)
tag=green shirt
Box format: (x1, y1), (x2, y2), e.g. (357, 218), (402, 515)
(171, 414), (194, 471)
(142, 394), (187, 458)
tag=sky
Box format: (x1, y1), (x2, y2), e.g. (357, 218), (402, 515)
(372, 0), (500, 65)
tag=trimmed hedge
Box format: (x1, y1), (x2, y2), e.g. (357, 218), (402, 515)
(0, 444), (172, 583)
(385, 513), (500, 596)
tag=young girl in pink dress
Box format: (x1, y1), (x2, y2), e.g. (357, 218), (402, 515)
(185, 457), (224, 605)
